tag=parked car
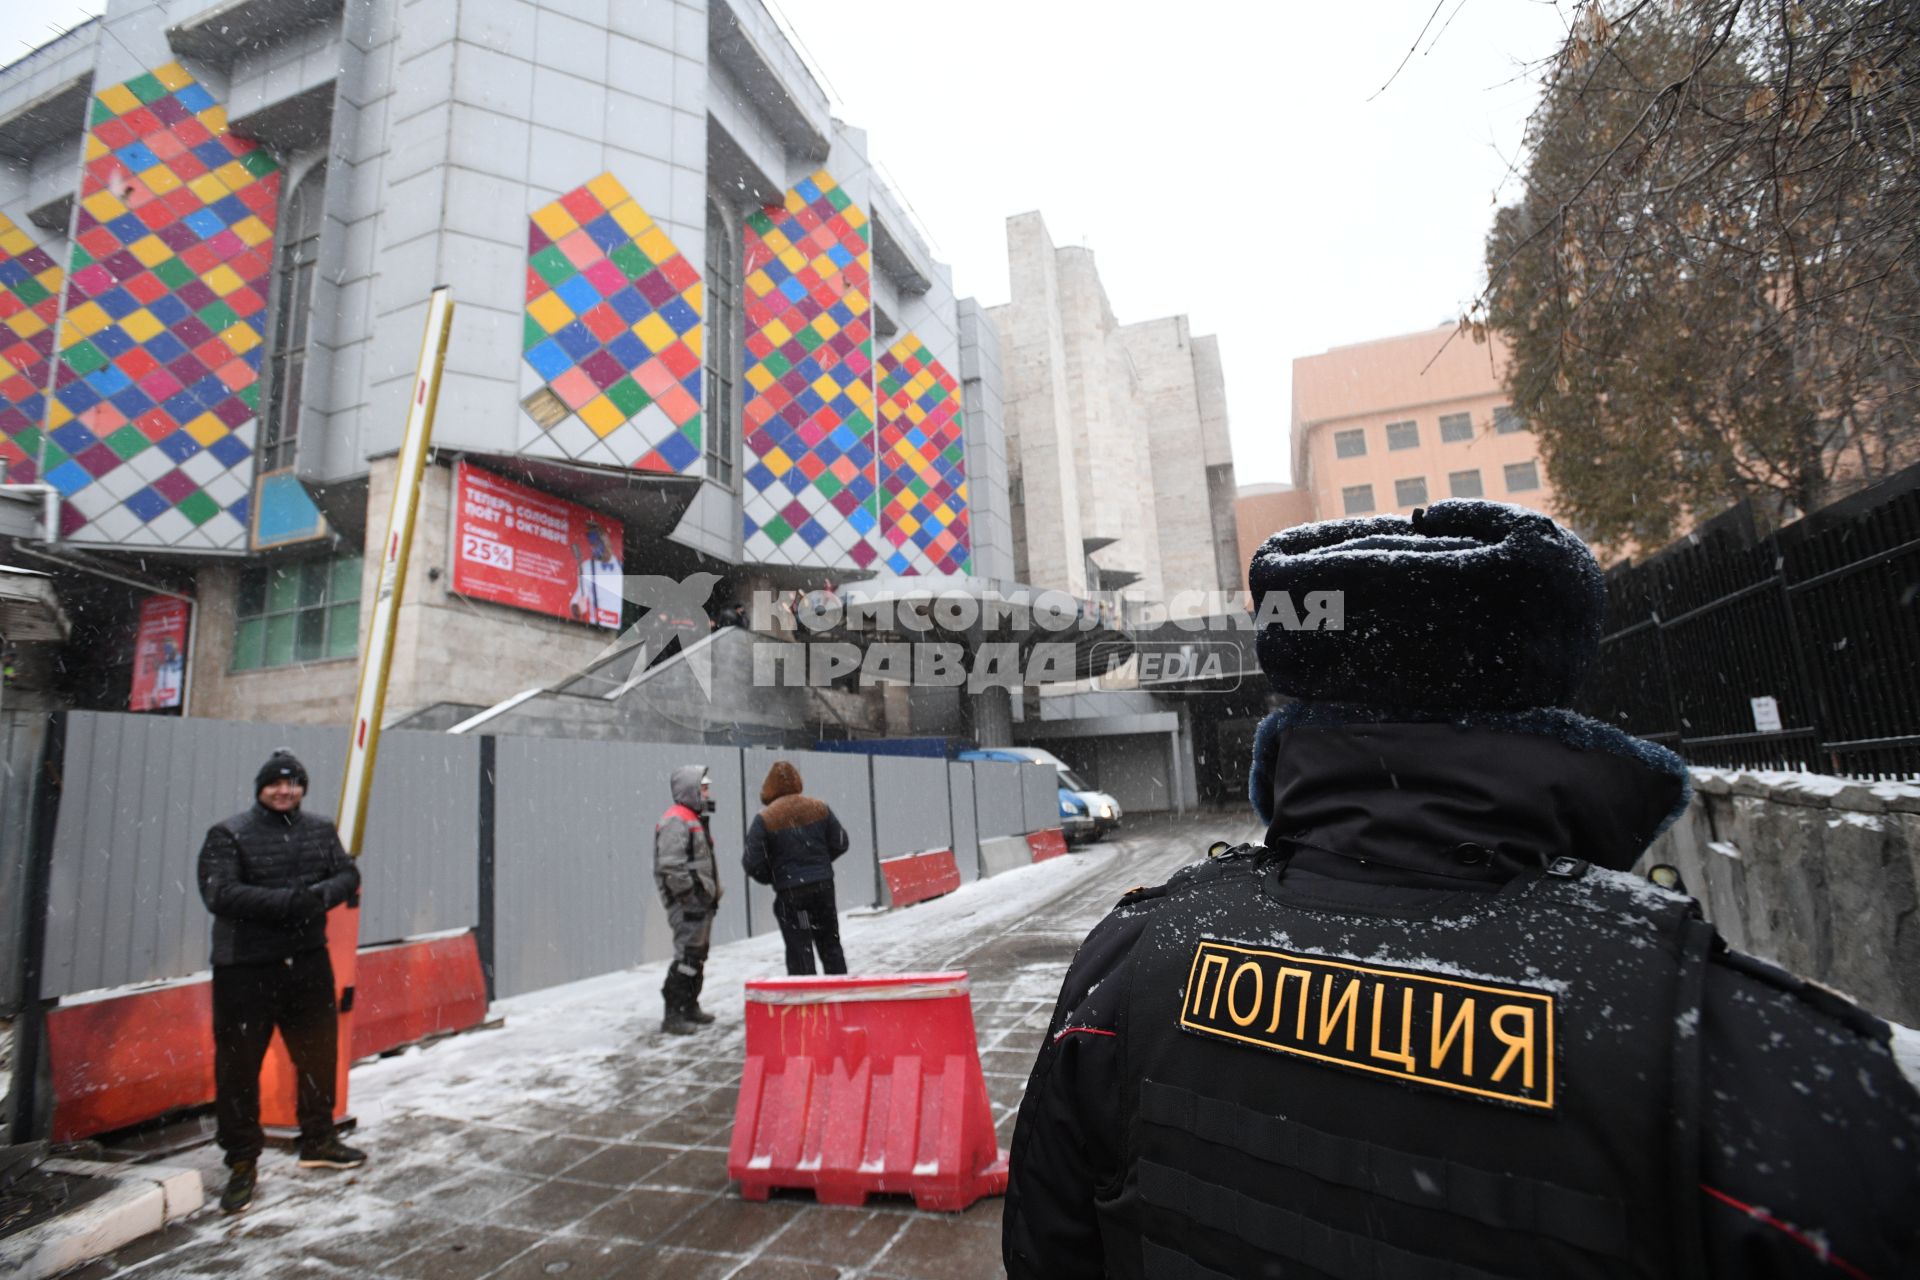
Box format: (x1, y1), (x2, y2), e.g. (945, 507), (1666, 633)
(957, 746), (1121, 842)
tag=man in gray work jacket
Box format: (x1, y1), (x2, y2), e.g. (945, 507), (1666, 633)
(654, 764), (722, 1035)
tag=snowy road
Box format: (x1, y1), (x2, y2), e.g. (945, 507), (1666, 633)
(82, 813), (1258, 1280)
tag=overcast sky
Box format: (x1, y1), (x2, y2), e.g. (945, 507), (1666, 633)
(4, 0), (1574, 485)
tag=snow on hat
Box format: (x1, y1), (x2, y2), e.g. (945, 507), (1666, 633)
(255, 748), (309, 794)
(1248, 499), (1605, 713)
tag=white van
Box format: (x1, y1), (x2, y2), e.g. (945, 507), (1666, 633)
(989, 747), (1123, 836)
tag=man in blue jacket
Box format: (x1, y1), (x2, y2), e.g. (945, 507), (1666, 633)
(197, 749), (365, 1215)
(743, 760), (850, 975)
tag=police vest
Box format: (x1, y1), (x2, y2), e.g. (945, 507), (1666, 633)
(1111, 852), (1716, 1279)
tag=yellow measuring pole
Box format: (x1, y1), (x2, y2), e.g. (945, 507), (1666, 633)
(341, 285), (455, 852)
(261, 287), (454, 1128)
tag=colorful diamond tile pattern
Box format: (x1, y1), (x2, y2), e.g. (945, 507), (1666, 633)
(522, 173), (704, 472)
(0, 215), (61, 485)
(740, 170), (877, 569)
(49, 63), (278, 548)
(876, 334), (971, 576)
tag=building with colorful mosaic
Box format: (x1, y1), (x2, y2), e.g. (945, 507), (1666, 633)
(0, 0), (1023, 731)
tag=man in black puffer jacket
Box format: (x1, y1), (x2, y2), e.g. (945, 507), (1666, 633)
(743, 760), (850, 975)
(1005, 500), (1920, 1279)
(197, 749), (365, 1214)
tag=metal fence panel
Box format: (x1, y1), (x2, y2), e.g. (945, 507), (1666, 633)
(43, 715), (338, 997)
(741, 747), (879, 916)
(493, 736), (718, 998)
(358, 731), (480, 947)
(1580, 475), (1920, 777)
(0, 712), (50, 1014)
(1021, 763), (1058, 832)
(39, 715), (479, 999)
(873, 757), (952, 858)
(948, 763), (979, 884)
(973, 761), (1026, 837)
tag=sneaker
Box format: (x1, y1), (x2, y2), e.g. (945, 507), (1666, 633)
(686, 1006), (717, 1025)
(220, 1160), (256, 1214)
(661, 1011), (700, 1036)
(296, 1135), (367, 1170)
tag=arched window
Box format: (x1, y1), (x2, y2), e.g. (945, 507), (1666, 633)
(703, 198), (738, 488)
(260, 165), (325, 472)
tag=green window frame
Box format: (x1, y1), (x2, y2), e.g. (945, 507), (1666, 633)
(231, 554), (363, 672)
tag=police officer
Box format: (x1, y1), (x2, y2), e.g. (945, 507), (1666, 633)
(1004, 500), (1920, 1278)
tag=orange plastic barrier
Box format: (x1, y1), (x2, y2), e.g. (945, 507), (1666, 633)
(349, 931), (488, 1062)
(728, 972), (1009, 1211)
(43, 932), (487, 1141)
(879, 848), (962, 909)
(46, 981), (214, 1141)
(1026, 828), (1068, 862)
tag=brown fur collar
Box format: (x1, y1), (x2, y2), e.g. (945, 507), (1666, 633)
(761, 793), (832, 832)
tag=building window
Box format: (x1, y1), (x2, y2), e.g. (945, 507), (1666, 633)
(260, 166), (326, 473)
(1386, 420), (1419, 451)
(1333, 428), (1366, 459)
(703, 199), (738, 488)
(1341, 484), (1374, 515)
(1449, 469), (1483, 498)
(1394, 476), (1427, 507)
(1439, 412), (1473, 442)
(1493, 404), (1524, 435)
(231, 554), (362, 671)
(1505, 461), (1541, 492)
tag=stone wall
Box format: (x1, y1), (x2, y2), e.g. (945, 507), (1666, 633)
(1642, 769), (1920, 1026)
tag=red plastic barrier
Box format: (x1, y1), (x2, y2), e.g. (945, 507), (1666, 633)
(1027, 828), (1068, 862)
(880, 848), (962, 909)
(46, 981), (213, 1141)
(728, 972), (1009, 1211)
(44, 932), (488, 1141)
(350, 932), (488, 1062)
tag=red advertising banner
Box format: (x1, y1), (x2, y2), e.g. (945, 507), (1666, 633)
(129, 595), (190, 712)
(451, 462), (625, 629)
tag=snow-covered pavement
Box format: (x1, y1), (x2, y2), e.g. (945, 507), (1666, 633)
(75, 813), (1258, 1280)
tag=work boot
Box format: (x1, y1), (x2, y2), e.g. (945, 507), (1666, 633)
(220, 1160), (257, 1214)
(297, 1134), (368, 1169)
(661, 1009), (700, 1036)
(685, 1005), (716, 1025)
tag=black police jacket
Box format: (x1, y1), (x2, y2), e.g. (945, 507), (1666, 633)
(1004, 708), (1920, 1279)
(197, 802), (360, 966)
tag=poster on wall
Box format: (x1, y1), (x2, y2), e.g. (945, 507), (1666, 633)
(129, 596), (190, 712)
(451, 462), (625, 630)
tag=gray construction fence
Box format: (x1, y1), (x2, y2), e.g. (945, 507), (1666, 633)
(5, 711), (1063, 1011)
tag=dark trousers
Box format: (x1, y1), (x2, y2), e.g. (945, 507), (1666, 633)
(774, 880), (846, 976)
(661, 894), (714, 1015)
(213, 949), (338, 1165)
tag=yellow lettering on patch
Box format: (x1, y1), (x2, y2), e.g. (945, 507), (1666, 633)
(1318, 975), (1360, 1052)
(1178, 941), (1557, 1109)
(1227, 962), (1265, 1028)
(1489, 1003), (1538, 1089)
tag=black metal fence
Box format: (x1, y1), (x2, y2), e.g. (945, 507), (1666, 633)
(1577, 464), (1920, 779)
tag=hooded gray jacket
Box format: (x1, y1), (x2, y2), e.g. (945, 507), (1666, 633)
(654, 764), (720, 902)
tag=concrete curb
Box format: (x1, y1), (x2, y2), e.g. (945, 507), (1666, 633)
(0, 1158), (203, 1279)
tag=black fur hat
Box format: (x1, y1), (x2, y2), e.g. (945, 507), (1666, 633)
(1249, 500), (1605, 712)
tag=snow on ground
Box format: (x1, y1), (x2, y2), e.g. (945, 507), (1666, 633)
(122, 844), (1123, 1279)
(348, 847), (1103, 1135)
